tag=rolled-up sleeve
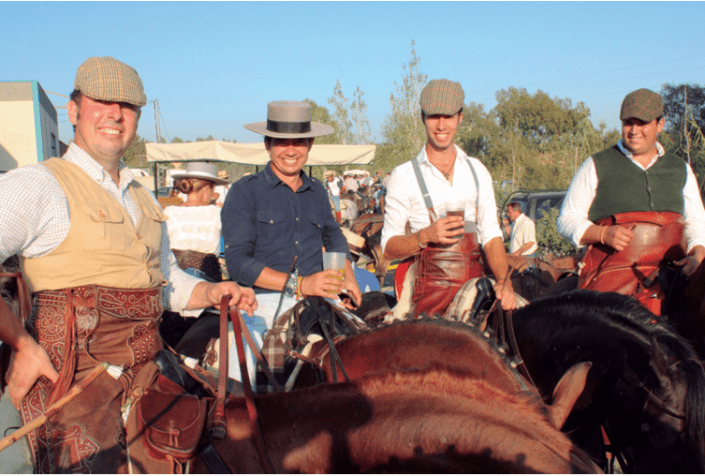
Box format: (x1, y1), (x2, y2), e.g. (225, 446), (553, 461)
(380, 167), (412, 254)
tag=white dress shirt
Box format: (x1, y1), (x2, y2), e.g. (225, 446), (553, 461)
(509, 213), (538, 255)
(381, 145), (503, 253)
(557, 140), (705, 253)
(0, 142), (201, 312)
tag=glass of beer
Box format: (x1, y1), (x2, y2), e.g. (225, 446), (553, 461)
(322, 252), (346, 284)
(445, 200), (465, 239)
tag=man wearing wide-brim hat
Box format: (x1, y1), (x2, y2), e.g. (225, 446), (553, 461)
(0, 56), (256, 473)
(381, 79), (516, 318)
(221, 101), (361, 384)
(558, 87), (705, 315)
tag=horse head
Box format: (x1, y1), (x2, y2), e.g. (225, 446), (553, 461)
(512, 290), (705, 473)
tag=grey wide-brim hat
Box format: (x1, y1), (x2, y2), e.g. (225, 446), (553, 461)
(171, 162), (230, 185)
(244, 101), (334, 139)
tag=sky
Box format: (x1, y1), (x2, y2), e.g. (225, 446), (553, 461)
(3, 1), (705, 147)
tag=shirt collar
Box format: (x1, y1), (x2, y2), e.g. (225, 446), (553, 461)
(63, 142), (134, 189)
(263, 162), (313, 192)
(416, 144), (464, 167)
(616, 139), (665, 168)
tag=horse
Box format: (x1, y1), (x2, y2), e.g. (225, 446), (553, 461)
(349, 213), (389, 286)
(188, 366), (601, 473)
(508, 290), (705, 473)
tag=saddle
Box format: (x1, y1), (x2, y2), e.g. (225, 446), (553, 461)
(257, 296), (367, 393)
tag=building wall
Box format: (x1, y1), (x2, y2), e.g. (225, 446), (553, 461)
(0, 81), (58, 172)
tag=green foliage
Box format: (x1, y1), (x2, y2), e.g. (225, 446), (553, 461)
(535, 208), (576, 255)
(122, 134), (147, 167)
(377, 40), (428, 172)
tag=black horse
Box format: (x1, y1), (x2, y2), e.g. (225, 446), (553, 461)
(511, 290), (705, 473)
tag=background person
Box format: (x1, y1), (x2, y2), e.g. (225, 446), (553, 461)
(165, 161), (229, 283)
(506, 201), (538, 256)
(213, 169), (231, 207)
(557, 87), (705, 314)
(324, 169), (344, 223)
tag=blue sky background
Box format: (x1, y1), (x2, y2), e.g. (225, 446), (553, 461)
(3, 1), (705, 146)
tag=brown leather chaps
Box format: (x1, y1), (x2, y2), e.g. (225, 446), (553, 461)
(578, 211), (686, 314)
(412, 232), (483, 317)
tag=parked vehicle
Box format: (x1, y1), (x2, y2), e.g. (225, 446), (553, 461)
(502, 190), (567, 222)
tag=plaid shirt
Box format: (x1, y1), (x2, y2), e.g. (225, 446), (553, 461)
(0, 143), (200, 312)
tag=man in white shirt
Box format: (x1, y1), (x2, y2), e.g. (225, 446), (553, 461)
(557, 88), (705, 314)
(324, 169), (344, 222)
(381, 79), (516, 313)
(506, 202), (538, 256)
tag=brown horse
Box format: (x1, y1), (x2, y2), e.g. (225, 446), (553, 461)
(190, 366), (600, 473)
(292, 318), (591, 432)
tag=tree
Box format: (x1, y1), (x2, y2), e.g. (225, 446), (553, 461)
(377, 40), (428, 172)
(122, 134), (147, 168)
(661, 83), (705, 133)
(304, 99), (340, 145)
(171, 137), (186, 143)
(196, 135), (215, 142)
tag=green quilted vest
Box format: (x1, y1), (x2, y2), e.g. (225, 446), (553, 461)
(588, 145), (686, 222)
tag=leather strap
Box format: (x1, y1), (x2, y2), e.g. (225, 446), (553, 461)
(225, 296), (275, 473)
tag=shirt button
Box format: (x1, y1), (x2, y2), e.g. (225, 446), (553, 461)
(295, 241), (299, 245)
(296, 218), (299, 221)
(270, 220), (273, 224)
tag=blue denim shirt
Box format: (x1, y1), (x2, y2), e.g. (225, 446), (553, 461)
(221, 163), (351, 290)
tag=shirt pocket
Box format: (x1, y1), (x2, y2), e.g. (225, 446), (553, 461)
(256, 209), (287, 243)
(304, 212), (326, 247)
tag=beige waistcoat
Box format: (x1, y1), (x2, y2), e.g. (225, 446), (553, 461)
(23, 158), (166, 291)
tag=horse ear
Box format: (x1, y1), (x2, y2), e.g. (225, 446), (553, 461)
(547, 362), (592, 429)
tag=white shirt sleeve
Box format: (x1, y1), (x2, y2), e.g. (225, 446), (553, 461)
(556, 157), (597, 247)
(683, 163), (705, 252)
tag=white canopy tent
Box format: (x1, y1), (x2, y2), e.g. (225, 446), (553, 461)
(145, 141), (376, 193)
(146, 141), (376, 166)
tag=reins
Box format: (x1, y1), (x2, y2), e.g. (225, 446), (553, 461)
(216, 295), (276, 473)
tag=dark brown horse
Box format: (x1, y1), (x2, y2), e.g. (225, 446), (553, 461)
(190, 367), (600, 473)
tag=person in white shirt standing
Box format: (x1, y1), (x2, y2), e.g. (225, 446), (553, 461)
(506, 202), (538, 256)
(324, 169), (344, 223)
(381, 79), (516, 316)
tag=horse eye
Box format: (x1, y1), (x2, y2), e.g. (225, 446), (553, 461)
(641, 422), (651, 432)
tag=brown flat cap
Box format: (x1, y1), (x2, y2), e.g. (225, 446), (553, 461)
(620, 88), (663, 123)
(244, 101), (334, 139)
(420, 79), (465, 116)
(74, 56), (147, 107)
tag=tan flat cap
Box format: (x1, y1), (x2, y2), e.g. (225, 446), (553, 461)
(620, 88), (663, 123)
(74, 56), (147, 107)
(420, 79), (465, 116)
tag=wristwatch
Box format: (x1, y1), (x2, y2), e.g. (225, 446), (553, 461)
(284, 273), (297, 298)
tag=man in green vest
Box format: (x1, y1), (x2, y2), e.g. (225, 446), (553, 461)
(558, 88), (705, 314)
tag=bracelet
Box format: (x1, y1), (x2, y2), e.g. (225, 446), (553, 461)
(599, 226), (607, 245)
(417, 231), (427, 249)
(296, 276), (304, 300)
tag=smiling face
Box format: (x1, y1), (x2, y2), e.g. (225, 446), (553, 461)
(621, 117), (664, 160)
(423, 111), (463, 154)
(265, 137), (313, 186)
(67, 94), (140, 166)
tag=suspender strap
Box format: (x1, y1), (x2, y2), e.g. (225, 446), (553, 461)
(412, 156), (438, 223)
(411, 154), (481, 224)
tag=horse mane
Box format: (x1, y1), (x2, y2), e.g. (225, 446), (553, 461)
(346, 317), (532, 392)
(518, 290), (705, 471)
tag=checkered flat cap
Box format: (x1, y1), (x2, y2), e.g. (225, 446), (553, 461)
(420, 79), (465, 116)
(620, 88), (663, 123)
(74, 57), (147, 107)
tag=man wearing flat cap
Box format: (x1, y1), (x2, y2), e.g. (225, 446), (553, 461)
(221, 101), (362, 381)
(558, 88), (705, 314)
(381, 79), (516, 316)
(0, 56), (256, 473)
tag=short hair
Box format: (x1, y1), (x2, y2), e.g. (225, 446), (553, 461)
(507, 202), (523, 213)
(264, 136), (313, 148)
(69, 90), (83, 133)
